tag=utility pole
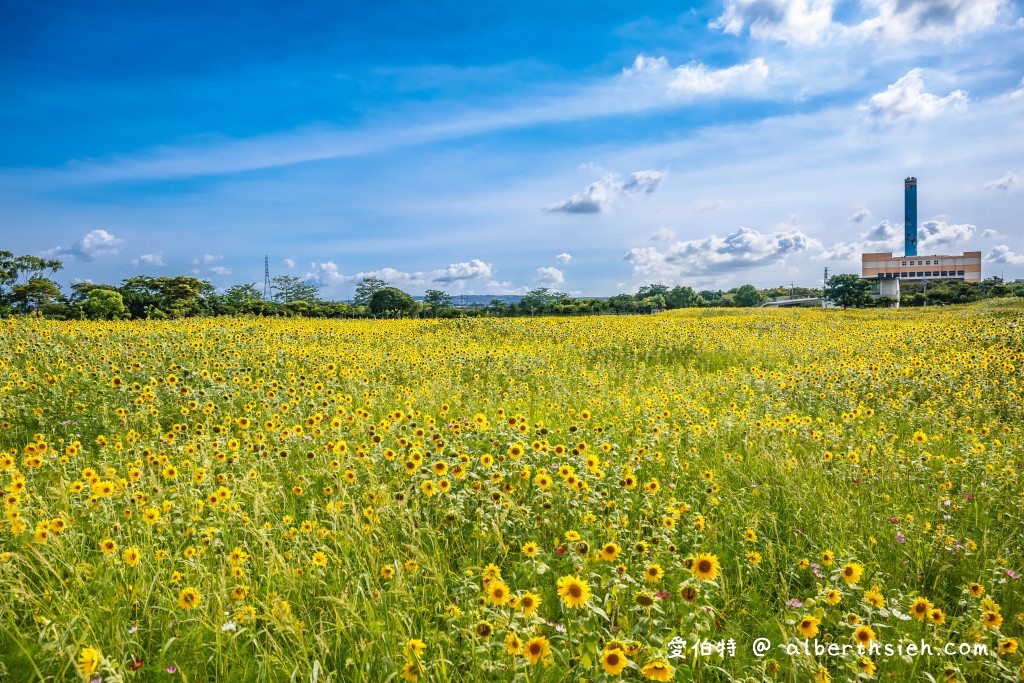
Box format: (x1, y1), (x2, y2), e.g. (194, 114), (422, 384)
(263, 256), (271, 300)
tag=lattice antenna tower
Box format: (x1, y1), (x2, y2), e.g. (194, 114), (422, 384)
(263, 255), (271, 300)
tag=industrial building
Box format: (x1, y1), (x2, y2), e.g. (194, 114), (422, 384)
(860, 177), (981, 304)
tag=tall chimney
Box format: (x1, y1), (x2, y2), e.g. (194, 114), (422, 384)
(904, 177), (917, 257)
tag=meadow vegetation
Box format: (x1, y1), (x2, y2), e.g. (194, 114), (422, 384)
(1, 302), (1022, 681)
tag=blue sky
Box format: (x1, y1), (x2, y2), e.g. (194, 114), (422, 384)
(2, 0), (1023, 297)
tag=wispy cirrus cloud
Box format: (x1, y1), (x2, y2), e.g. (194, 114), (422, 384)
(13, 54), (779, 187)
(984, 170), (1017, 190)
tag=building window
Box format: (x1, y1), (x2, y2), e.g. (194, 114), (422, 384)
(901, 261), (907, 266)
(957, 270), (964, 276)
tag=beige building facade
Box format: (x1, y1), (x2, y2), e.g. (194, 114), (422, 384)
(861, 251), (982, 282)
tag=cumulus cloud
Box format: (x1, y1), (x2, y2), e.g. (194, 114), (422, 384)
(711, 0), (836, 44)
(854, 0), (1011, 42)
(130, 252), (165, 267)
(819, 218), (976, 260)
(984, 245), (1024, 264)
(210, 266), (232, 276)
(918, 220), (976, 247)
(47, 229), (124, 261)
(432, 259), (494, 282)
(712, 0), (1010, 44)
(306, 259), (494, 290)
(981, 228), (999, 237)
(555, 253), (573, 264)
(623, 226), (817, 277)
(651, 228), (676, 242)
(864, 69), (968, 123)
(547, 169), (665, 214)
(283, 258), (296, 268)
(819, 219), (900, 260)
(984, 171), (1017, 190)
(536, 267), (565, 286)
(850, 204), (871, 223)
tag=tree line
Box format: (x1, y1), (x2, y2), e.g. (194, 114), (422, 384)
(1, 250), (1020, 320)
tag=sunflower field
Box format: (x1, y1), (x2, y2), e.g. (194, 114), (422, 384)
(1, 302), (1022, 682)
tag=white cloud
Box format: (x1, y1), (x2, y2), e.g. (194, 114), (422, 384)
(210, 266), (232, 276)
(984, 170), (1017, 190)
(624, 226), (818, 277)
(864, 69), (968, 123)
(850, 204), (871, 223)
(918, 219), (976, 247)
(47, 229), (124, 261)
(547, 169), (664, 214)
(622, 55), (669, 76)
(696, 199), (723, 213)
(306, 259), (494, 290)
(668, 58), (770, 96)
(711, 0), (836, 44)
(484, 280), (530, 295)
(853, 0), (1010, 42)
(192, 254), (222, 266)
(555, 252), (573, 264)
(713, 0), (1011, 44)
(981, 228), (999, 237)
(130, 252), (166, 267)
(651, 228), (676, 242)
(984, 244), (1024, 264)
(283, 258), (296, 268)
(432, 259), (494, 282)
(820, 218), (976, 260)
(536, 267), (565, 286)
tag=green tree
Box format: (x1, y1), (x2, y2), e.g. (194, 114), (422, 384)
(84, 289), (129, 319)
(10, 277), (63, 313)
(732, 284), (765, 308)
(354, 277), (388, 306)
(119, 275), (215, 318)
(639, 294), (667, 311)
(824, 274), (873, 309)
(635, 284), (670, 300)
(423, 289), (453, 314)
(369, 286), (416, 317)
(222, 284), (265, 314)
(665, 285), (701, 309)
(271, 275), (320, 304)
(0, 251), (63, 310)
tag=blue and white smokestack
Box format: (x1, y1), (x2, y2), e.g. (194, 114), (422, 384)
(904, 177), (918, 257)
